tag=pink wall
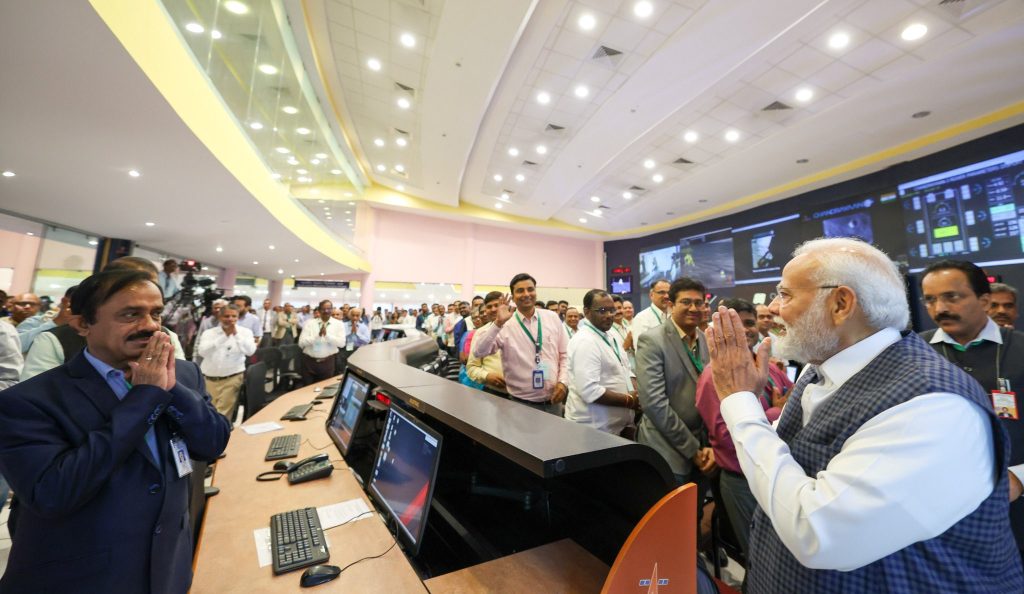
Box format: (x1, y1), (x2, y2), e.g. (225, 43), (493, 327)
(0, 229), (42, 293)
(365, 208), (603, 293)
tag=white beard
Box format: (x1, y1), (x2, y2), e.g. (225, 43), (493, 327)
(771, 294), (840, 364)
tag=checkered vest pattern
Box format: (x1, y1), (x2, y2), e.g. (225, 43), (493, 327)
(747, 332), (1024, 593)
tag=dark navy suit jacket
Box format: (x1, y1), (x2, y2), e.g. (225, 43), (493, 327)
(0, 352), (231, 593)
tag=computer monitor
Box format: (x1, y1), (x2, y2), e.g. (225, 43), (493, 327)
(325, 371), (372, 457)
(367, 405), (443, 557)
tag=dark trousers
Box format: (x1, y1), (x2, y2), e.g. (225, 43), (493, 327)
(259, 332), (272, 348)
(300, 352), (336, 386)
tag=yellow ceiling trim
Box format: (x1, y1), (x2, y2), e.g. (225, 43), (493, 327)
(89, 0), (370, 272)
(375, 282), (418, 290)
(607, 100), (1024, 237)
(34, 269), (92, 280)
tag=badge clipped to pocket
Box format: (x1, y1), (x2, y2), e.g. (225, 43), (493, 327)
(992, 390), (1019, 421)
(169, 436), (193, 478)
(532, 369), (545, 390)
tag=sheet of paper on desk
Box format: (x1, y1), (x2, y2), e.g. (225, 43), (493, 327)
(241, 421), (283, 435)
(253, 527), (334, 568)
(317, 498), (373, 530)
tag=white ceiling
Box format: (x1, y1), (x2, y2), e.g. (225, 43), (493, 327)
(316, 0), (1024, 233)
(0, 0), (359, 280)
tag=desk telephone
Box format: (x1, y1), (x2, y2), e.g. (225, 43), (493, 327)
(285, 454), (334, 485)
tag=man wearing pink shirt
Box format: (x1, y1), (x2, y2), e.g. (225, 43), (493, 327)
(696, 297), (791, 559)
(473, 273), (569, 415)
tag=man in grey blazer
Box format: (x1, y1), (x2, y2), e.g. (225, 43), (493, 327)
(636, 276), (715, 487)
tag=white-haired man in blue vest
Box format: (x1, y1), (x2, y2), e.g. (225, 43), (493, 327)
(705, 237), (1022, 593)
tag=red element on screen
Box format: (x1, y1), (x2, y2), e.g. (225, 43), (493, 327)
(400, 481), (429, 527)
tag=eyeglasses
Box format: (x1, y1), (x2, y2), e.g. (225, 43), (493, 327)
(772, 285), (839, 305)
(675, 299), (705, 309)
(920, 292), (969, 307)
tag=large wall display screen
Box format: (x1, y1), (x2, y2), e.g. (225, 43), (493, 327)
(679, 228), (735, 289)
(731, 214), (802, 283)
(801, 190), (908, 266)
(638, 245), (680, 308)
(900, 149), (1024, 269)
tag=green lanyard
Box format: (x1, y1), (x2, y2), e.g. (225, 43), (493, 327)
(650, 306), (662, 324)
(684, 338), (703, 372)
(585, 321), (621, 360)
(515, 311), (543, 363)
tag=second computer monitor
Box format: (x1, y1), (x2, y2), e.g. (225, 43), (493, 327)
(367, 405), (443, 557)
(325, 371), (371, 457)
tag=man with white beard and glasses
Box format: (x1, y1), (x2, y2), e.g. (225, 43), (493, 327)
(705, 237), (1023, 593)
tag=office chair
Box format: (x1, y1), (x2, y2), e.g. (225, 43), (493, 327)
(242, 362), (275, 420)
(276, 344), (302, 392)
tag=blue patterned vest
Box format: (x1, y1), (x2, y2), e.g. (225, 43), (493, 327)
(747, 332), (1024, 593)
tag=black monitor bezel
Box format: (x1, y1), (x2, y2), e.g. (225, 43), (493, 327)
(366, 404), (443, 557)
(325, 370), (372, 458)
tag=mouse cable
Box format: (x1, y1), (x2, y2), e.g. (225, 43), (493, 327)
(324, 510), (375, 530)
(337, 541), (397, 576)
(302, 438), (333, 451)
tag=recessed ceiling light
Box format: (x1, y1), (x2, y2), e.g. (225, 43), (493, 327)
(500, 192), (510, 200)
(373, 138), (385, 147)
(215, 246), (223, 252)
(515, 173), (525, 182)
(622, 191), (633, 200)
(330, 169), (342, 175)
(397, 97), (411, 109)
(269, 244), (276, 250)
(185, 22), (205, 34)
(318, 199), (325, 203)
(591, 209), (603, 217)
(652, 173), (664, 183)
(297, 176), (311, 183)
(579, 217), (588, 223)
(643, 159), (656, 170)
(828, 31), (850, 50)
(277, 269), (284, 274)
(395, 137), (407, 147)
(535, 145), (548, 155)
(128, 169), (141, 177)
(536, 91), (551, 105)
(901, 23), (928, 41)
(399, 32), (416, 48)
(508, 147), (519, 157)
(258, 64), (278, 75)
(394, 164), (405, 173)
(211, 29), (222, 40)
(578, 13), (596, 31)
(282, 106), (298, 114)
(249, 121), (263, 130)
(224, 1), (249, 15)
(296, 127), (310, 135)
(145, 222), (156, 227)
(88, 239), (98, 246)
(590, 195), (601, 203)
(396, 184), (404, 191)
(310, 159), (320, 165)
(633, 0), (654, 18)
(271, 173), (281, 180)
(724, 129), (740, 142)
(326, 216), (332, 220)
(376, 164), (386, 172)
(320, 272), (325, 276)
(275, 147), (290, 154)
(286, 157), (299, 165)
(315, 153), (328, 159)
(367, 58), (382, 72)
(26, 232), (34, 236)
(574, 85), (590, 99)
(493, 173), (503, 182)
(297, 168), (308, 174)
(794, 87), (814, 102)
(1, 171), (15, 177)
(683, 130), (698, 143)
(294, 258), (300, 263)
(495, 203), (503, 209)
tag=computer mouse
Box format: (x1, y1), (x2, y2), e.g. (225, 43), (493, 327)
(300, 564), (341, 587)
(273, 461), (292, 471)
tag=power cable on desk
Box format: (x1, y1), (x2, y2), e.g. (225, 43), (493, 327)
(303, 438), (333, 451)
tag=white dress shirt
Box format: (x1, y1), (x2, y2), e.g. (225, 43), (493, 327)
(298, 317), (345, 359)
(565, 321), (634, 434)
(0, 321), (24, 390)
(196, 325), (256, 377)
(720, 327), (995, 571)
(258, 307), (275, 334)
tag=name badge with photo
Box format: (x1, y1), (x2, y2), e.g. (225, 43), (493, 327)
(170, 436), (193, 478)
(992, 390), (1018, 421)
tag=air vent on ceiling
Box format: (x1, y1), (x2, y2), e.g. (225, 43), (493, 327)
(240, 33), (259, 42)
(591, 45), (625, 68)
(597, 205), (610, 210)
(522, 160), (538, 167)
(629, 185), (646, 191)
(545, 123), (566, 133)
(394, 128), (410, 136)
(502, 189), (515, 195)
(394, 82), (416, 95)
(762, 101), (793, 111)
(935, 0), (1001, 20)
(673, 157), (694, 165)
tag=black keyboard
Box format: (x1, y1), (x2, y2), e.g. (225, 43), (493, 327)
(264, 434), (301, 460)
(270, 507), (330, 575)
(281, 403), (314, 421)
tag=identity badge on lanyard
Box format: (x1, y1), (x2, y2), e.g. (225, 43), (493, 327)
(994, 377), (1017, 421)
(170, 434), (193, 478)
(517, 312), (546, 389)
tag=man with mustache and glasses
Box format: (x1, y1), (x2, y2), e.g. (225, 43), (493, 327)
(706, 239), (1022, 593)
(0, 269), (230, 593)
(921, 260), (1024, 564)
(989, 282), (1019, 329)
